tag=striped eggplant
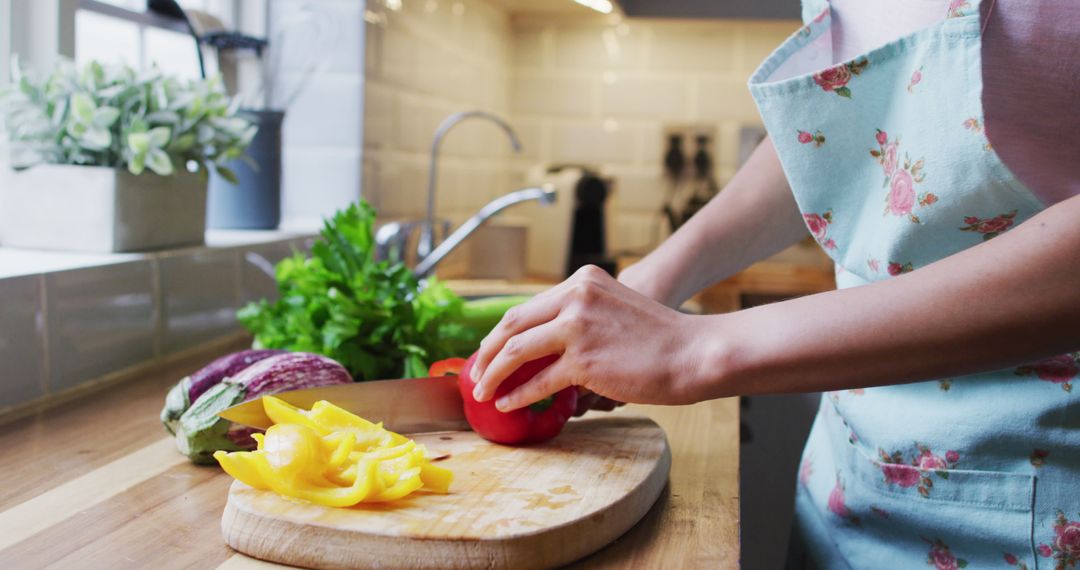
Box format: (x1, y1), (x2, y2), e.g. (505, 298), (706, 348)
(161, 349), (285, 435)
(174, 352), (352, 464)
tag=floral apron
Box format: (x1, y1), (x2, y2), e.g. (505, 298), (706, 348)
(748, 1), (1080, 568)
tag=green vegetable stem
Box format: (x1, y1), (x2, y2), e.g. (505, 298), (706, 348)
(237, 201), (527, 380)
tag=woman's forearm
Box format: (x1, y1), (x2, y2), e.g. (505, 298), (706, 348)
(693, 194), (1080, 400)
(619, 136), (808, 307)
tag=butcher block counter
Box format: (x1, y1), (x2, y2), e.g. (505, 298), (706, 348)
(0, 339), (740, 569)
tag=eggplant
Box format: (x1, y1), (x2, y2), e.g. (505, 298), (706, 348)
(174, 352), (352, 464)
(161, 349), (285, 435)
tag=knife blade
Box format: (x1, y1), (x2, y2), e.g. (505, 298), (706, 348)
(217, 376), (469, 433)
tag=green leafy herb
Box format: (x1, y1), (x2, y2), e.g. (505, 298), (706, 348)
(238, 201), (491, 381)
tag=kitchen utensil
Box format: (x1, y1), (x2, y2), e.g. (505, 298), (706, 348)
(217, 376), (469, 434)
(220, 413), (671, 569)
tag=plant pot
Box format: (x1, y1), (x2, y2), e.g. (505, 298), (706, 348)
(206, 110), (283, 230)
(0, 164), (207, 252)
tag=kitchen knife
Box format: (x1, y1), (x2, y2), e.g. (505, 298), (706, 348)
(217, 376), (469, 433)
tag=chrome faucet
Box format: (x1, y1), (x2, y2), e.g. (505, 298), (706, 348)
(374, 111), (554, 278)
(412, 184), (556, 278)
(418, 111), (523, 259)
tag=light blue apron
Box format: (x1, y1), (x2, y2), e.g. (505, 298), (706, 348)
(748, 1), (1080, 568)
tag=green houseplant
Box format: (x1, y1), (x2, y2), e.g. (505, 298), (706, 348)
(0, 59), (256, 252)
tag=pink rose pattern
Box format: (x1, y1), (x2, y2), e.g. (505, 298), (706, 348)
(797, 129), (826, 147)
(879, 444), (960, 498)
(870, 130), (933, 223)
(813, 58), (868, 98)
(924, 537), (969, 570)
(959, 210), (1017, 241)
(888, 261), (914, 276)
(1004, 551), (1030, 570)
(1031, 449), (1050, 467)
(1039, 511), (1080, 569)
(947, 0), (972, 18)
(908, 66), (923, 93)
(790, 18), (1072, 566)
(1015, 353), (1080, 392)
(963, 117), (993, 150)
(828, 476), (861, 526)
(804, 210), (837, 250)
(799, 455), (814, 486)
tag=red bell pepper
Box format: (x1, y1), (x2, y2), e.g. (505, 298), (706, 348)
(455, 352), (577, 445)
(429, 357), (467, 378)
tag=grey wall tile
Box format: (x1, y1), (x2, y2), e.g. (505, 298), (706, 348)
(0, 275), (47, 408)
(240, 241), (297, 306)
(45, 261), (157, 391)
(159, 249), (242, 355)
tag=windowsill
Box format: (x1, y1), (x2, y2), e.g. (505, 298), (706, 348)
(0, 229), (313, 280)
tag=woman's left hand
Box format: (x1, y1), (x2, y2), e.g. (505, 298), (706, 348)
(469, 266), (713, 412)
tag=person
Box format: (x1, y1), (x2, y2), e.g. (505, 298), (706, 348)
(468, 0), (1080, 567)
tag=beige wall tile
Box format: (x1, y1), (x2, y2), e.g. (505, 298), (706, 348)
(512, 73), (596, 116)
(362, 3), (799, 264)
(553, 24), (650, 71)
(512, 25), (551, 70)
(738, 22), (799, 74)
(600, 75), (689, 120)
(697, 76), (763, 122)
(550, 121), (639, 164)
(649, 23), (739, 73)
(605, 166), (666, 212)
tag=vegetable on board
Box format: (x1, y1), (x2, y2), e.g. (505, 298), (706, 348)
(236, 200), (529, 381)
(428, 357), (467, 379)
(175, 352), (352, 464)
(456, 352), (578, 445)
(161, 349), (285, 435)
(214, 396), (452, 506)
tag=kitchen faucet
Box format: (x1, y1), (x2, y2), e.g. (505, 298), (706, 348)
(412, 184), (556, 278)
(374, 111), (557, 278)
(419, 111), (523, 259)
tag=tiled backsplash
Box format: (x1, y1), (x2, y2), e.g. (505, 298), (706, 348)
(509, 15), (798, 253)
(0, 233), (311, 413)
(362, 0), (515, 224)
(272, 0), (367, 228)
(360, 0), (798, 257)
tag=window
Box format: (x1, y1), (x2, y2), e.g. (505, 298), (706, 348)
(75, 0), (238, 79)
(0, 0), (10, 87)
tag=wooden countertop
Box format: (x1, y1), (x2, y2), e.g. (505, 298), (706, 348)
(0, 340), (739, 569)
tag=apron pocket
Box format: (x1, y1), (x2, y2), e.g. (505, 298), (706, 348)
(826, 424), (1038, 568)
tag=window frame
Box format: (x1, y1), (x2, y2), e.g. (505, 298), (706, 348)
(1, 0), (10, 87)
(78, 0), (192, 35)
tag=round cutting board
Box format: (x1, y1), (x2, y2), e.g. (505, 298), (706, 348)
(221, 414), (671, 569)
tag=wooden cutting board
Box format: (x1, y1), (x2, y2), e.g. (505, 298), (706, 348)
(221, 414), (671, 569)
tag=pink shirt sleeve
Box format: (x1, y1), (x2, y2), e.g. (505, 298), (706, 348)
(981, 0), (1080, 206)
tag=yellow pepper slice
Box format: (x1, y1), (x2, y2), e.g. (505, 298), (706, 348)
(214, 396), (453, 507)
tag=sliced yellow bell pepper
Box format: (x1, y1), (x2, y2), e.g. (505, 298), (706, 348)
(214, 396), (453, 507)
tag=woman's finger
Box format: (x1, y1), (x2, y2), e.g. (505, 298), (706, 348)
(495, 358), (575, 412)
(471, 293), (564, 384)
(472, 319), (567, 402)
(474, 266), (615, 386)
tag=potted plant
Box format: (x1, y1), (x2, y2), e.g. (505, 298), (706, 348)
(0, 59), (256, 252)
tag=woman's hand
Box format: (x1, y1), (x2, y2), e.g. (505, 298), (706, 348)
(469, 265), (714, 412)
